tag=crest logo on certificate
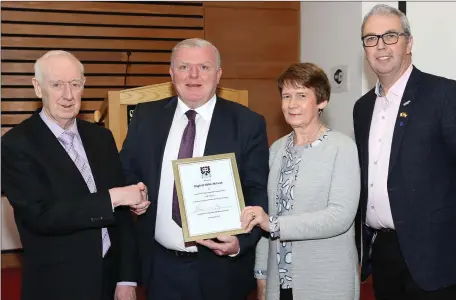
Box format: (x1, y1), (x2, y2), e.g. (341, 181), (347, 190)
(200, 166), (211, 180)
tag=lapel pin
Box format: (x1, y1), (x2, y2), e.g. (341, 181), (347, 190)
(403, 100), (411, 106)
(399, 112), (408, 118)
(400, 121), (404, 127)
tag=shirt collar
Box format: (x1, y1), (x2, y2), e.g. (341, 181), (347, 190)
(375, 63), (414, 97)
(39, 109), (79, 139)
(176, 94), (217, 121)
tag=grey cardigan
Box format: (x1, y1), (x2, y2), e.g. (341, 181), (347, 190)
(255, 131), (360, 300)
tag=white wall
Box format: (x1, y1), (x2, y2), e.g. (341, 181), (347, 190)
(300, 1), (363, 138)
(407, 2), (456, 80)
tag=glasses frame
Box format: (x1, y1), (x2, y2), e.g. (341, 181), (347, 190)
(361, 32), (408, 47)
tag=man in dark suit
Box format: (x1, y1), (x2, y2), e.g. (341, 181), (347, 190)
(1, 50), (151, 300)
(120, 38), (269, 300)
(354, 4), (456, 300)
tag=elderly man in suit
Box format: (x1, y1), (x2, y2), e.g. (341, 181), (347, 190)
(120, 38), (269, 300)
(354, 4), (456, 300)
(1, 50), (150, 300)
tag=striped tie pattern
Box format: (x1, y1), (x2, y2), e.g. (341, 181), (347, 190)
(59, 130), (111, 257)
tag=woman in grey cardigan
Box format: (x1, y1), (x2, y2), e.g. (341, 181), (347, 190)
(241, 63), (360, 300)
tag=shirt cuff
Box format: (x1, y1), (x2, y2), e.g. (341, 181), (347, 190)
(269, 215), (280, 239)
(117, 282), (137, 286)
(229, 247), (241, 257)
(254, 269), (267, 279)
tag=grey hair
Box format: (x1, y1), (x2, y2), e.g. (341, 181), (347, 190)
(362, 4), (412, 38)
(170, 38), (221, 69)
(34, 50), (84, 83)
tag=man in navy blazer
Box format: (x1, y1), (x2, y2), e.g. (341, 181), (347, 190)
(120, 38), (269, 300)
(354, 4), (456, 300)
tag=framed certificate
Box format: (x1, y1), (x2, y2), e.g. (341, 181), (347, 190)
(172, 153), (246, 242)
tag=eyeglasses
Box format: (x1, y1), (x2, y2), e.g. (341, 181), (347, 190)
(361, 32), (408, 47)
(48, 79), (84, 92)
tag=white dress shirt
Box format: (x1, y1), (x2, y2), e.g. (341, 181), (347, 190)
(366, 64), (413, 229)
(155, 96), (217, 252)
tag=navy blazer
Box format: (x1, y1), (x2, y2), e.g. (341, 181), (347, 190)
(353, 66), (456, 291)
(119, 96), (269, 300)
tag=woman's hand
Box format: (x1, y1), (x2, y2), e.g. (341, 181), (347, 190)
(241, 206), (269, 232)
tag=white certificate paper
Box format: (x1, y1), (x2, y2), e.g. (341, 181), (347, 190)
(172, 153), (246, 241)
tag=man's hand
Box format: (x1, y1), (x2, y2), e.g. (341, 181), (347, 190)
(114, 285), (136, 300)
(256, 279), (266, 300)
(130, 182), (150, 215)
(109, 182), (150, 213)
(196, 235), (240, 256)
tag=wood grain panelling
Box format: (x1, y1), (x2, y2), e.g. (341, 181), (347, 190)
(2, 101), (103, 112)
(2, 63), (170, 74)
(1, 1), (203, 15)
(2, 88), (114, 99)
(2, 10), (204, 27)
(1, 127), (12, 136)
(2, 37), (178, 50)
(1, 113), (94, 125)
(204, 1), (300, 10)
(204, 3), (299, 143)
(3, 24), (203, 39)
(1, 50), (172, 62)
(1, 1), (203, 134)
(220, 79), (289, 145)
(2, 75), (170, 87)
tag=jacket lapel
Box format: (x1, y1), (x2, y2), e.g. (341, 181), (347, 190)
(28, 114), (89, 190)
(154, 96), (177, 167)
(204, 98), (230, 156)
(144, 97), (177, 198)
(77, 119), (103, 189)
(388, 67), (421, 173)
(360, 90), (376, 186)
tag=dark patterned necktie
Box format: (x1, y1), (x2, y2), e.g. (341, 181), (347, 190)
(172, 110), (197, 227)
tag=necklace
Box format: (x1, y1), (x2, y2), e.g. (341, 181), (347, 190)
(298, 123), (323, 145)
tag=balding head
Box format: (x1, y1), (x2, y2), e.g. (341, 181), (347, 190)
(34, 50), (84, 83)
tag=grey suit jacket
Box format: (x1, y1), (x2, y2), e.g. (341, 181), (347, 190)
(255, 131), (360, 300)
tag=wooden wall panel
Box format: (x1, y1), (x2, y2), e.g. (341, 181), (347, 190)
(204, 3), (299, 143)
(1, 50), (172, 62)
(2, 10), (204, 27)
(220, 79), (288, 145)
(204, 1), (300, 10)
(1, 1), (204, 135)
(1, 1), (203, 15)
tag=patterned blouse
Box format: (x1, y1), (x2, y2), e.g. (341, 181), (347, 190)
(255, 130), (330, 289)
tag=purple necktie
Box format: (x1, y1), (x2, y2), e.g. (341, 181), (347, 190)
(172, 110), (197, 227)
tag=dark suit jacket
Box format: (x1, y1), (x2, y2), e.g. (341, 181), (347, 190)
(1, 113), (138, 300)
(119, 96), (269, 300)
(353, 66), (456, 291)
